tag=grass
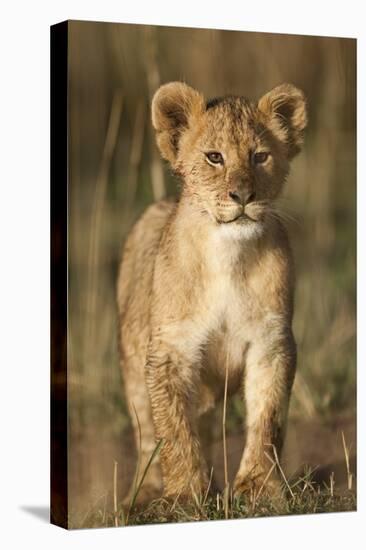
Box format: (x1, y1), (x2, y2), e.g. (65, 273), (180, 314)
(68, 403), (356, 529)
(127, 491), (356, 527)
(73, 468), (356, 529)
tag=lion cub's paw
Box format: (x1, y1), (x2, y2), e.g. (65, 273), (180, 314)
(233, 473), (282, 500)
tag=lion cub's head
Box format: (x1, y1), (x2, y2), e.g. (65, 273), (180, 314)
(152, 82), (307, 235)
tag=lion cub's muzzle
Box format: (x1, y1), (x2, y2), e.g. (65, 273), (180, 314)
(214, 187), (259, 224)
(215, 201), (267, 225)
(216, 204), (245, 224)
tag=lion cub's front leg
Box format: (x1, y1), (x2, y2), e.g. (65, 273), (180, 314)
(145, 339), (208, 498)
(234, 331), (296, 497)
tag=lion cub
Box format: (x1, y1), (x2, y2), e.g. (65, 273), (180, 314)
(118, 82), (307, 501)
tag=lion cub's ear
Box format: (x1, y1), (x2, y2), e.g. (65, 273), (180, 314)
(152, 82), (205, 164)
(258, 83), (307, 159)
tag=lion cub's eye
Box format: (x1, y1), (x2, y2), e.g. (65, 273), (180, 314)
(253, 151), (269, 164)
(205, 151), (224, 165)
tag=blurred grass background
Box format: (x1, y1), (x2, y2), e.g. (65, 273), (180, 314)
(67, 20), (356, 519)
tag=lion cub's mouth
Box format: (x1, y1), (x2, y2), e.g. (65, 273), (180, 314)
(219, 212), (259, 225)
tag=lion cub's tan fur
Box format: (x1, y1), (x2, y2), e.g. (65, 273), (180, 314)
(117, 82), (307, 500)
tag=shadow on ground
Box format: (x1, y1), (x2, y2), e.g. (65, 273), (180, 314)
(20, 506), (50, 523)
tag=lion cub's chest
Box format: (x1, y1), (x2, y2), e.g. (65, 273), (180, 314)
(198, 233), (260, 381)
(200, 266), (250, 378)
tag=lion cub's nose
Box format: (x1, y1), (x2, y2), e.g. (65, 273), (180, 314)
(229, 189), (256, 206)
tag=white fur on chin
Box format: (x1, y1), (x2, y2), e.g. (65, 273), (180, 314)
(216, 220), (265, 240)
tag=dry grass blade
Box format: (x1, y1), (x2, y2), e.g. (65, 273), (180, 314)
(190, 485), (201, 511)
(341, 431), (353, 490)
(102, 493), (107, 525)
(252, 462), (277, 509)
(203, 467), (214, 507)
(290, 466), (319, 491)
(113, 461), (119, 527)
(222, 350), (230, 519)
(170, 488), (184, 513)
(330, 472), (335, 497)
(265, 445), (294, 499)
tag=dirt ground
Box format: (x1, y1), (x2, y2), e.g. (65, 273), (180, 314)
(68, 413), (356, 523)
